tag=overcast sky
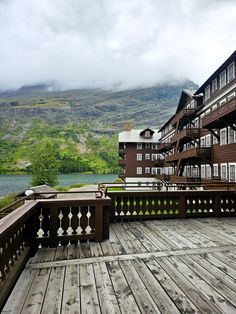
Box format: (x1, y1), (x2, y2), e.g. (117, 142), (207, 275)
(0, 0), (236, 91)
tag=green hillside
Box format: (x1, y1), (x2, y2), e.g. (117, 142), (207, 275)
(0, 81), (198, 174)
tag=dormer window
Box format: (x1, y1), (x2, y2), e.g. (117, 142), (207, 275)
(227, 62), (235, 83)
(145, 131), (151, 138)
(205, 85), (211, 101)
(212, 78), (218, 93)
(219, 70), (227, 89)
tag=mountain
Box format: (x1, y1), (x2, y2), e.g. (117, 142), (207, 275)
(0, 80), (198, 174)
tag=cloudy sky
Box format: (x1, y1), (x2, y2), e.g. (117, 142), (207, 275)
(0, 0), (236, 90)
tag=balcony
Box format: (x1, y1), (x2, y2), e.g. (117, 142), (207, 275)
(119, 159), (126, 167)
(170, 128), (201, 144)
(169, 175), (201, 184)
(172, 107), (197, 125)
(1, 188), (236, 312)
(157, 142), (172, 153)
(202, 97), (236, 129)
(165, 147), (212, 163)
(152, 157), (164, 167)
(119, 148), (126, 157)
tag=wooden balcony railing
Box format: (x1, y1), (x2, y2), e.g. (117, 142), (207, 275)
(153, 158), (164, 166)
(157, 143), (172, 152)
(172, 108), (197, 124)
(169, 175), (201, 184)
(165, 147), (212, 162)
(170, 128), (201, 144)
(202, 97), (236, 128)
(119, 159), (126, 167)
(107, 190), (235, 222)
(0, 195), (111, 309)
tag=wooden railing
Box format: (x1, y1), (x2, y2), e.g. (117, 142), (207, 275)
(202, 97), (236, 128)
(107, 190), (236, 222)
(165, 147), (212, 162)
(0, 195), (111, 309)
(170, 128), (201, 144)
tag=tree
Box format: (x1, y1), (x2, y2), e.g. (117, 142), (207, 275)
(30, 138), (59, 186)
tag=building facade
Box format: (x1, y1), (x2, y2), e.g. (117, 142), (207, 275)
(119, 128), (163, 186)
(158, 51), (236, 183)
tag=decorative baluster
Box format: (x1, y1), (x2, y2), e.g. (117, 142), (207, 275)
(85, 206), (92, 234)
(67, 206), (73, 236)
(76, 206), (83, 235)
(37, 208), (45, 238)
(57, 210), (64, 238)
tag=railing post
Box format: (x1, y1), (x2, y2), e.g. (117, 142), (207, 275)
(49, 206), (58, 247)
(95, 204), (103, 242)
(179, 194), (186, 219)
(103, 206), (110, 240)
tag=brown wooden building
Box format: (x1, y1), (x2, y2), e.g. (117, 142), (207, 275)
(119, 128), (163, 186)
(158, 51), (236, 184)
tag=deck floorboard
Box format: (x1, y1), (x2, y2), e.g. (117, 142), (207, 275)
(3, 217), (236, 314)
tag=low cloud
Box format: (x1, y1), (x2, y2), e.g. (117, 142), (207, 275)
(0, 0), (236, 90)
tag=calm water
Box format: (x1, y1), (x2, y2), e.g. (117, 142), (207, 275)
(0, 173), (117, 196)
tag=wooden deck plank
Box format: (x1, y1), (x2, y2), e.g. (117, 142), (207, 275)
(100, 240), (116, 256)
(156, 256), (223, 314)
(106, 261), (141, 313)
(211, 251), (236, 270)
(109, 227), (126, 255)
(78, 242), (91, 258)
(80, 263), (100, 313)
(119, 222), (148, 253)
(90, 242), (103, 257)
(67, 244), (80, 260)
(2, 269), (36, 314)
(21, 268), (51, 314)
(145, 258), (201, 313)
(167, 255), (235, 313)
(61, 265), (80, 314)
(119, 259), (161, 313)
(179, 255), (236, 309)
(110, 223), (137, 254)
(131, 258), (181, 313)
(40, 247), (56, 262)
(93, 262), (121, 314)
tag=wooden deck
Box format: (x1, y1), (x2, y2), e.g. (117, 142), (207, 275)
(3, 218), (236, 313)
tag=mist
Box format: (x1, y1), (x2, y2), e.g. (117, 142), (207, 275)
(0, 0), (236, 91)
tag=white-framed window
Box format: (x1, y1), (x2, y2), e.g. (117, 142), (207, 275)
(220, 98), (227, 106)
(136, 167), (142, 175)
(145, 143), (150, 148)
(201, 137), (206, 147)
(227, 62), (235, 83)
(221, 164), (227, 180)
(201, 165), (206, 179)
(212, 104), (217, 111)
(145, 131), (151, 138)
(205, 85), (211, 101)
(229, 164), (236, 182)
(137, 143), (142, 149)
(206, 165), (211, 178)
(213, 133), (218, 144)
(213, 164), (219, 177)
(206, 134), (211, 146)
(219, 70), (227, 89)
(145, 167), (150, 174)
(212, 78), (218, 93)
(220, 128), (227, 145)
(137, 154), (142, 161)
(145, 154), (150, 160)
(151, 143), (158, 149)
(228, 127), (235, 144)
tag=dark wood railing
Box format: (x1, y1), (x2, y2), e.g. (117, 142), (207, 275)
(202, 97), (236, 128)
(165, 147), (212, 162)
(107, 190), (235, 222)
(170, 128), (201, 144)
(0, 195), (111, 309)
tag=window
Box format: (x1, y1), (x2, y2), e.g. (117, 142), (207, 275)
(227, 62), (235, 83)
(145, 154), (150, 160)
(136, 167), (142, 175)
(228, 92), (235, 101)
(213, 164), (219, 177)
(212, 78), (218, 93)
(145, 143), (150, 148)
(137, 143), (142, 149)
(206, 135), (211, 146)
(205, 85), (211, 101)
(151, 143), (158, 149)
(145, 131), (151, 138)
(219, 98), (226, 106)
(221, 164), (227, 180)
(229, 164), (236, 182)
(228, 128), (235, 144)
(219, 70), (226, 89)
(137, 154), (142, 161)
(201, 165), (206, 179)
(145, 167), (150, 174)
(206, 165), (211, 179)
(220, 129), (227, 145)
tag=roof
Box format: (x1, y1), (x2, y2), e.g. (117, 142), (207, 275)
(196, 50), (236, 94)
(119, 129), (160, 143)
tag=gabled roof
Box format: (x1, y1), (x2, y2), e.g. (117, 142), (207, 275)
(139, 127), (155, 137)
(119, 129), (160, 143)
(196, 50), (236, 94)
(175, 89), (195, 113)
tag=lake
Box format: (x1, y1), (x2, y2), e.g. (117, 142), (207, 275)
(0, 173), (117, 196)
